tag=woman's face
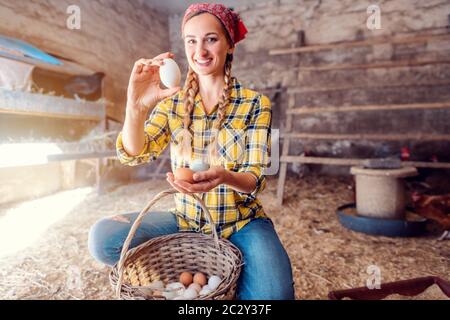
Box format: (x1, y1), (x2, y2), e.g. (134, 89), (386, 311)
(183, 13), (234, 77)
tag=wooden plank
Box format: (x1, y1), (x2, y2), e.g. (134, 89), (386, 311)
(286, 102), (450, 115)
(280, 155), (450, 169)
(286, 80), (450, 94)
(0, 51), (95, 76)
(282, 156), (364, 166)
(282, 133), (450, 141)
(298, 59), (450, 72)
(269, 33), (450, 55)
(276, 94), (295, 206)
(47, 151), (116, 162)
(106, 114), (124, 124)
(0, 88), (105, 121)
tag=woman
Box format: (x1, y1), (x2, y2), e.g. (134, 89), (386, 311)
(88, 3), (295, 300)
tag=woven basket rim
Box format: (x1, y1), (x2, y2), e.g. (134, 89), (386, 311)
(110, 232), (242, 300)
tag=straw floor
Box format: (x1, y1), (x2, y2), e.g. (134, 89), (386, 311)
(0, 174), (448, 299)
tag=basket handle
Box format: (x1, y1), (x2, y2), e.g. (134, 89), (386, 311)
(115, 187), (219, 298)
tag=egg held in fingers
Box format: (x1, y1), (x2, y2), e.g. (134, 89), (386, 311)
(159, 58), (181, 88)
(190, 159), (210, 172)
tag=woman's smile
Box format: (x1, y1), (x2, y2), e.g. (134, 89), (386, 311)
(194, 57), (213, 67)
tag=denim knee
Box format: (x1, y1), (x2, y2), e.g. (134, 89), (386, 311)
(230, 218), (296, 300)
(88, 218), (118, 266)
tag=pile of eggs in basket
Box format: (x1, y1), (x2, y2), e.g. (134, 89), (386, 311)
(146, 272), (222, 300)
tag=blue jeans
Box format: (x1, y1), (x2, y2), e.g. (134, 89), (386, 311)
(88, 211), (295, 300)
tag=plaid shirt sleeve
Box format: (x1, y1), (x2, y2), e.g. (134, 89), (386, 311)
(116, 98), (172, 166)
(237, 94), (272, 199)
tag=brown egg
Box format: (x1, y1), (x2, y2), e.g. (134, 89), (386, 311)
(152, 290), (163, 297)
(179, 271), (193, 287)
(174, 167), (194, 183)
(193, 272), (207, 286)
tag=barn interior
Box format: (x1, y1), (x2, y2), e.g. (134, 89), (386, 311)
(0, 0), (449, 300)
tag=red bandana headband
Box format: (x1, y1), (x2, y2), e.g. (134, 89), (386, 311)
(182, 3), (248, 45)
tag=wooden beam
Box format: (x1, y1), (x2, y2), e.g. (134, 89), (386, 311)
(269, 33), (450, 55)
(286, 80), (450, 94)
(282, 133), (450, 141)
(106, 114), (124, 124)
(282, 156), (364, 166)
(0, 52), (95, 76)
(280, 155), (450, 169)
(0, 88), (105, 121)
(298, 59), (450, 72)
(286, 102), (450, 115)
(47, 151), (116, 162)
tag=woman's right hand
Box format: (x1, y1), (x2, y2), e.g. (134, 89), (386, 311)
(126, 52), (181, 115)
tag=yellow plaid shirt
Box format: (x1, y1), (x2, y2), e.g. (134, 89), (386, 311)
(116, 77), (272, 238)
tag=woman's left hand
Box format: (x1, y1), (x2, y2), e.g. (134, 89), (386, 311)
(166, 166), (230, 193)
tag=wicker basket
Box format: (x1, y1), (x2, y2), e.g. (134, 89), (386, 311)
(109, 188), (243, 300)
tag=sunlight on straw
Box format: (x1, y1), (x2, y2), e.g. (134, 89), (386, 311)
(0, 143), (62, 168)
(0, 187), (92, 258)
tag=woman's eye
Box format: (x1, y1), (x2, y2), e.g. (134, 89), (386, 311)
(187, 39), (196, 44)
(206, 38), (217, 43)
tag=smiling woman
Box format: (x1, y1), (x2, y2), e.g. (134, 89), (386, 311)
(88, 2), (295, 300)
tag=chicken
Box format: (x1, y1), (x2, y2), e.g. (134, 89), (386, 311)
(411, 192), (450, 240)
(400, 146), (411, 161)
(64, 72), (105, 100)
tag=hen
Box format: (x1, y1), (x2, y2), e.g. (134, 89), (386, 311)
(411, 192), (450, 240)
(64, 72), (105, 100)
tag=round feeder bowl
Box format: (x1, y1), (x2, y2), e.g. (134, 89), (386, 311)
(350, 166), (418, 220)
(336, 203), (427, 237)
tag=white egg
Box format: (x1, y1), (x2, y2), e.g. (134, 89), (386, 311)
(208, 276), (222, 290)
(190, 159), (210, 172)
(188, 283), (202, 292)
(166, 282), (185, 290)
(162, 290), (177, 300)
(173, 295), (185, 300)
(148, 280), (164, 290)
(159, 58), (181, 88)
(165, 282), (185, 296)
(183, 288), (198, 300)
(199, 285), (212, 296)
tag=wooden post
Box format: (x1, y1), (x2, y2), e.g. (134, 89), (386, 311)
(276, 94), (295, 206)
(61, 160), (77, 190)
(96, 106), (108, 194)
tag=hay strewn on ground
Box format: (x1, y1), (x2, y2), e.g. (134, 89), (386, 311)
(0, 175), (449, 300)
